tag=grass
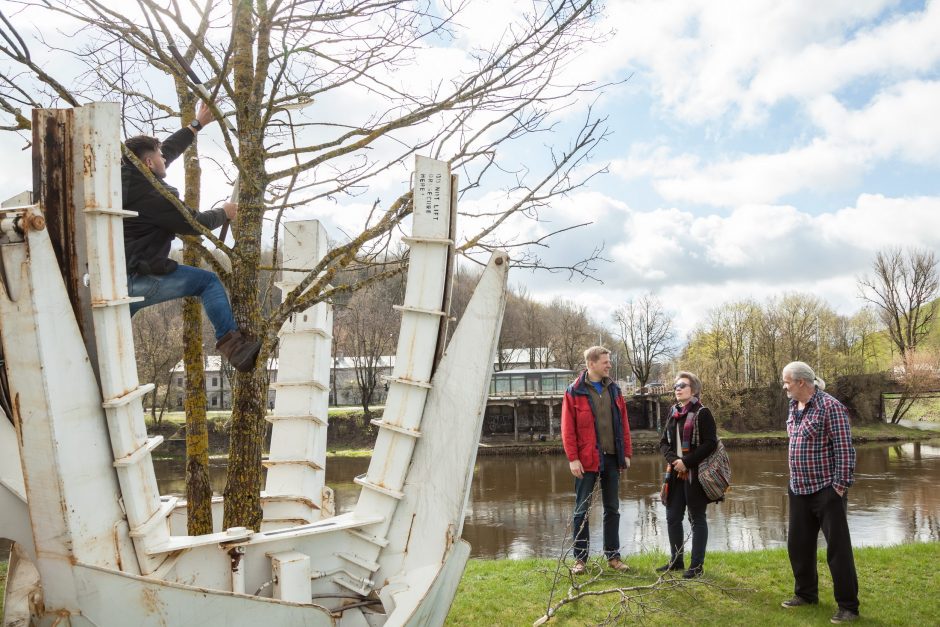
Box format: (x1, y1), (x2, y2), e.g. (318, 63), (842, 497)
(0, 559), (5, 617)
(146, 406), (381, 427)
(719, 422), (936, 441)
(326, 448), (373, 458)
(883, 395), (940, 422)
(447, 542), (940, 626)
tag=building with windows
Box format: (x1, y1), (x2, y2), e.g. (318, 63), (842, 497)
(485, 368), (575, 440)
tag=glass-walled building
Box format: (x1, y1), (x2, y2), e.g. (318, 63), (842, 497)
(488, 368), (575, 397)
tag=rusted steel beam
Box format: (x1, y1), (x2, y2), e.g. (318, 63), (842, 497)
(31, 108), (99, 374)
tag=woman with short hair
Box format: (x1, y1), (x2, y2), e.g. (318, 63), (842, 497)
(657, 370), (718, 578)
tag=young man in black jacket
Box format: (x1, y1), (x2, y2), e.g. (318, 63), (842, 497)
(122, 100), (259, 372)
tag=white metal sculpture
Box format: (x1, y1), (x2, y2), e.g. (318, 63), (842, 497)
(0, 103), (508, 626)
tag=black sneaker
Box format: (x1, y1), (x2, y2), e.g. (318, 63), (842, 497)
(682, 566), (703, 579)
(781, 596), (818, 608)
(655, 562), (684, 573)
(831, 609), (859, 623)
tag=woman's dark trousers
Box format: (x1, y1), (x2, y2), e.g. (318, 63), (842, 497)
(665, 479), (708, 569)
(572, 454), (621, 561)
(787, 487), (859, 613)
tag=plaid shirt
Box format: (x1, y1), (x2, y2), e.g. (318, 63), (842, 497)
(787, 389), (856, 495)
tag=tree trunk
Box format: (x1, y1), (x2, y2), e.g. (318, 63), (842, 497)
(223, 369), (268, 530)
(360, 385), (374, 428)
(182, 272), (213, 535)
(222, 0), (270, 531)
(890, 393), (916, 424)
(177, 81), (213, 535)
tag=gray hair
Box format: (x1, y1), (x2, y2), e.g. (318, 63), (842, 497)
(675, 371), (702, 396)
(783, 361), (826, 391)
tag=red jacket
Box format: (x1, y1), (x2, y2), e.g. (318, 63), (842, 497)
(561, 371), (632, 472)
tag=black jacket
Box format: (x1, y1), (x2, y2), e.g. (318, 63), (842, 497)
(660, 403), (718, 507)
(122, 127), (226, 275)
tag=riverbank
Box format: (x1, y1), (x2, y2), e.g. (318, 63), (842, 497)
(447, 541), (940, 625)
(147, 413), (937, 459)
(474, 421), (936, 457)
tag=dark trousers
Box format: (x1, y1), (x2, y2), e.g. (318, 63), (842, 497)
(573, 454), (621, 561)
(665, 479), (708, 568)
(787, 486), (859, 613)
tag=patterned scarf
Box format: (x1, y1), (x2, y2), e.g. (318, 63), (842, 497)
(676, 397), (701, 455)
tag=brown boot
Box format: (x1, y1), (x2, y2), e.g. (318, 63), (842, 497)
(216, 329), (261, 373)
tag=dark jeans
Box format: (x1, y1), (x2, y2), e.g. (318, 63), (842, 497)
(128, 264), (236, 340)
(787, 486), (859, 613)
(573, 453), (621, 561)
(665, 479), (708, 568)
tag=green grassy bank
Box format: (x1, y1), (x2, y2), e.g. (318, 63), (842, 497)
(448, 542), (940, 625)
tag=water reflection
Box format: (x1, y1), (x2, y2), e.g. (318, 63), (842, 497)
(153, 440), (940, 559)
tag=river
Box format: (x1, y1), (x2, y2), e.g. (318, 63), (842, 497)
(152, 438), (940, 559)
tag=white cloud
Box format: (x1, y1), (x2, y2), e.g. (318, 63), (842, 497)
(811, 80), (940, 164)
(521, 191), (940, 335)
(652, 140), (868, 206)
(581, 0), (938, 125)
(609, 77), (940, 208)
(743, 1), (940, 121)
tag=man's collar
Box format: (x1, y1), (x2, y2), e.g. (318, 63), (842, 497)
(789, 388), (820, 409)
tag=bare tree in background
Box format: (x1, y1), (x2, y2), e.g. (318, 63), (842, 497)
(132, 300), (184, 424)
(613, 294), (675, 388)
(1, 0), (614, 528)
(551, 298), (593, 372)
(334, 270), (403, 424)
(858, 247), (940, 422)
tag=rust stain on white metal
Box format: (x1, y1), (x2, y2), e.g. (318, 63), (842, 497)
(26, 214), (46, 232)
(140, 587), (167, 624)
(83, 144), (95, 177)
(113, 525), (123, 571)
(403, 513), (416, 555)
(443, 525), (456, 563)
(13, 392), (23, 447)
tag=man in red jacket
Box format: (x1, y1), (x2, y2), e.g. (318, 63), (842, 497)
(561, 346), (632, 574)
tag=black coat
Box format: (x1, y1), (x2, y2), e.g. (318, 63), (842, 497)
(122, 128), (226, 275)
(659, 404), (718, 508)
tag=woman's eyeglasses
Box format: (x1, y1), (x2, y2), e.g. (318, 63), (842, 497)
(673, 382), (690, 391)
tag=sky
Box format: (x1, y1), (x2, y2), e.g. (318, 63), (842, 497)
(2, 0), (940, 338)
(502, 0), (940, 336)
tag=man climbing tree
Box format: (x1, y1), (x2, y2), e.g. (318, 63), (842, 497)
(122, 98), (260, 372)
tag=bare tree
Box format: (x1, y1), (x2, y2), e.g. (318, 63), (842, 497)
(858, 247), (939, 359)
(334, 270), (403, 424)
(551, 298), (593, 372)
(132, 301), (184, 424)
(613, 294), (675, 388)
(2, 0), (615, 528)
(859, 247), (940, 422)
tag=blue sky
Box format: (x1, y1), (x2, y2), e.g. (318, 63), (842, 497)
(2, 0), (939, 336)
(502, 0), (940, 333)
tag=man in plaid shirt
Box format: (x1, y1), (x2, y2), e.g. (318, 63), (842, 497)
(780, 361), (859, 624)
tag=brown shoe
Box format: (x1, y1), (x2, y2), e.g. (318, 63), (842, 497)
(570, 560), (586, 575)
(608, 558), (630, 572)
(216, 329), (261, 373)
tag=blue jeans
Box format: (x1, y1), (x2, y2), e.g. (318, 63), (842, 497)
(573, 453), (621, 561)
(128, 264), (236, 340)
(666, 479), (708, 569)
